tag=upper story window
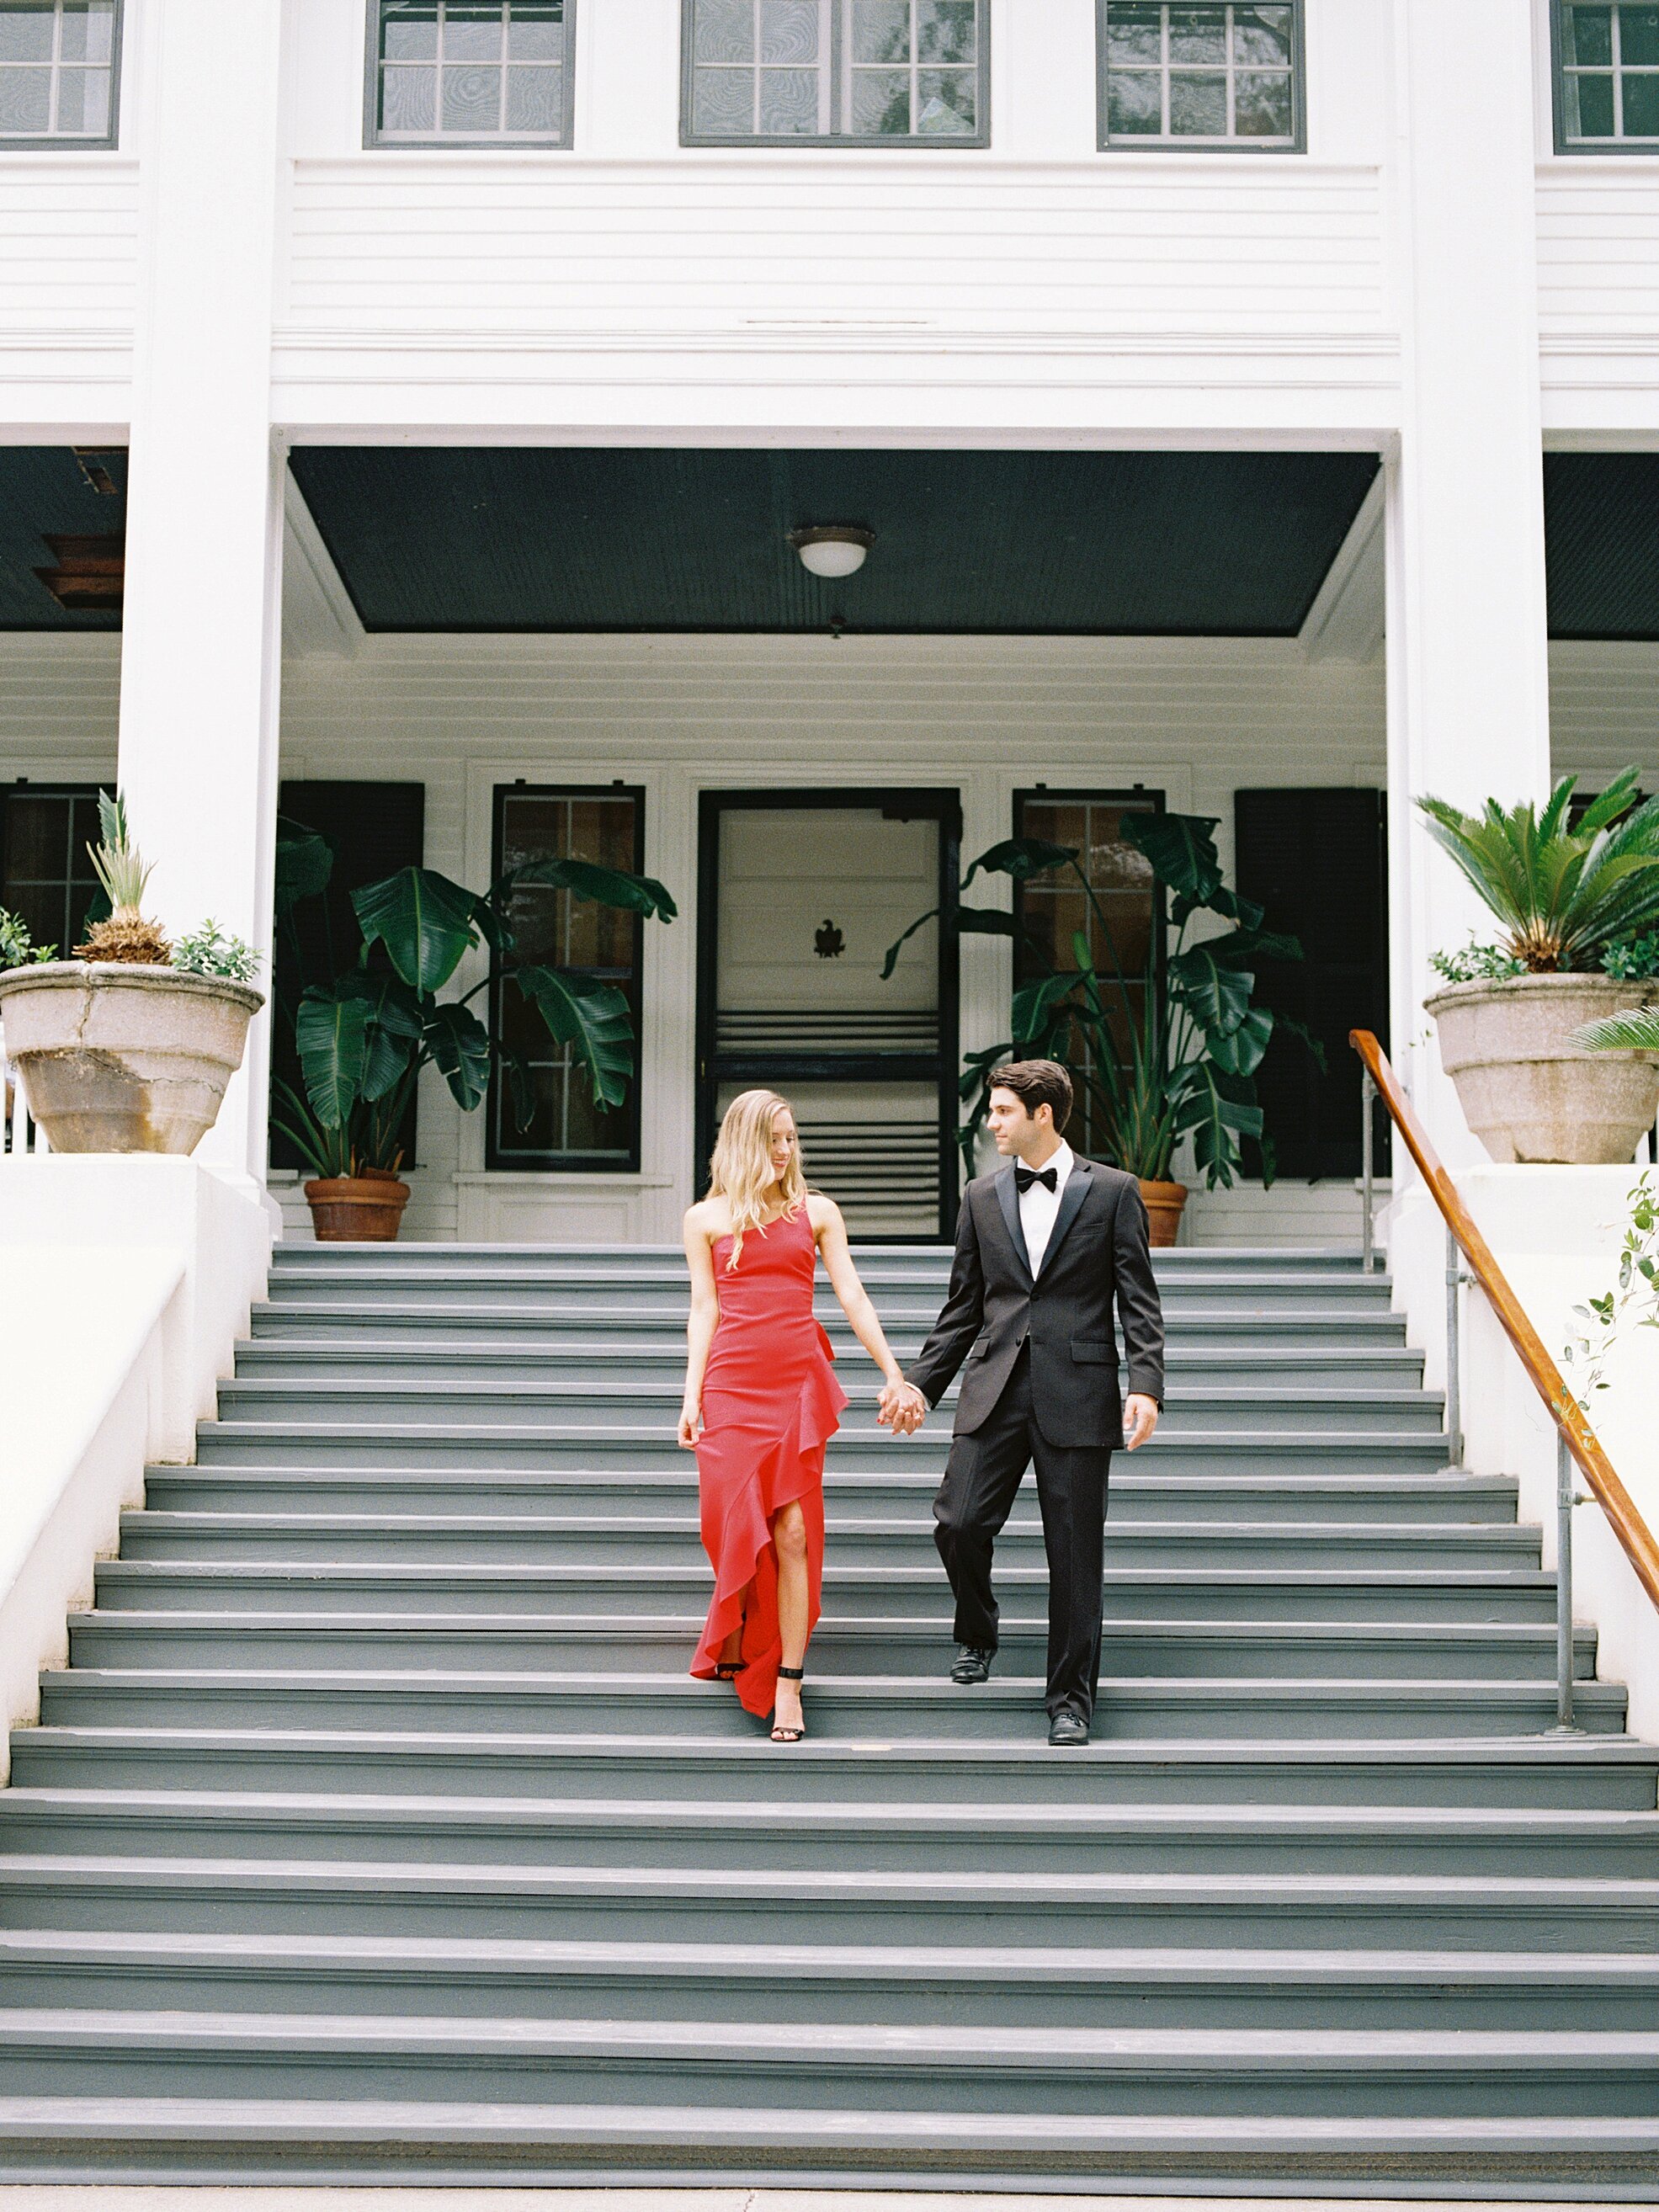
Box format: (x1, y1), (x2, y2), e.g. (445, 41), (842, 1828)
(369, 0), (573, 147)
(1554, 3), (1659, 150)
(0, 0), (120, 147)
(1098, 3), (1303, 151)
(682, 0), (989, 147)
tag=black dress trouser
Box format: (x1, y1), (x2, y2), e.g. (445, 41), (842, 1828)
(932, 1345), (1113, 1720)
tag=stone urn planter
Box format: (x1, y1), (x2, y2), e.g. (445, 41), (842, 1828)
(1139, 1177), (1188, 1248)
(0, 961), (263, 1155)
(1426, 972), (1659, 1164)
(303, 1166), (411, 1242)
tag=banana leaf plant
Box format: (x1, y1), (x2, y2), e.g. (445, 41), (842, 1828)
(270, 816), (675, 1179)
(885, 815), (1317, 1188)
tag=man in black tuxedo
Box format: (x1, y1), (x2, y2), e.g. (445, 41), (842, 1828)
(879, 1061), (1164, 1747)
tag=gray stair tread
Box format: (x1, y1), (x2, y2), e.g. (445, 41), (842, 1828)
(7, 2010), (1659, 2070)
(5, 1788), (1653, 1840)
(8, 1857), (1656, 1906)
(0, 2096), (1656, 2164)
(95, 1560), (1554, 1587)
(70, 1608), (1591, 1644)
(8, 1925), (1659, 1983)
(28, 1724), (1648, 1763)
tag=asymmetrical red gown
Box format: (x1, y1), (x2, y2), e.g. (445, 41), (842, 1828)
(690, 1204), (848, 1717)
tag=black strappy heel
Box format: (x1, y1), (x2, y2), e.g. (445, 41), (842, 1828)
(771, 1664), (806, 1744)
(715, 1661), (742, 1681)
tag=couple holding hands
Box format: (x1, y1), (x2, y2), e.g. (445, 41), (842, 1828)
(679, 1061), (1166, 1747)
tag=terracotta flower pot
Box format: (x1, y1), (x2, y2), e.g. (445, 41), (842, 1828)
(304, 1173), (411, 1242)
(1426, 972), (1659, 1164)
(0, 960), (263, 1154)
(1139, 1178), (1188, 1247)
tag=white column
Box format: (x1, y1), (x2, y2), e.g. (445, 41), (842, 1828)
(116, 0), (286, 1186)
(1385, 0), (1553, 1166)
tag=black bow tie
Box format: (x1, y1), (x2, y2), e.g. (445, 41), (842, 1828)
(1015, 1165), (1057, 1194)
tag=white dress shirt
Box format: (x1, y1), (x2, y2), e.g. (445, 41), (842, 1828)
(1017, 1140), (1074, 1275)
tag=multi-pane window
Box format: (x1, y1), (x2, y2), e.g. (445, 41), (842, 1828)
(0, 1), (120, 146)
(489, 785), (645, 1172)
(683, 0), (987, 146)
(0, 786), (102, 956)
(1555, 4), (1659, 148)
(1098, 3), (1302, 149)
(370, 0), (572, 146)
(1013, 791), (1162, 1165)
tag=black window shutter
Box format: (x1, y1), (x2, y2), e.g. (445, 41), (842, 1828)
(1234, 786), (1389, 1182)
(271, 781), (427, 1173)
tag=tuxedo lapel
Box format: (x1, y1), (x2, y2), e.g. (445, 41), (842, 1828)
(1037, 1156), (1095, 1276)
(993, 1162), (1034, 1282)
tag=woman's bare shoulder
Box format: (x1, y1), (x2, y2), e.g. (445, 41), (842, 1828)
(806, 1191), (843, 1234)
(684, 1197), (729, 1239)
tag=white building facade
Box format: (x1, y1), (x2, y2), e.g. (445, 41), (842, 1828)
(2, 0), (1656, 1246)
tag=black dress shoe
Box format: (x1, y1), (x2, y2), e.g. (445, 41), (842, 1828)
(1048, 1710), (1090, 1747)
(950, 1645), (995, 1685)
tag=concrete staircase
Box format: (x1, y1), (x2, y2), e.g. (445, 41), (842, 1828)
(2, 1241), (1657, 2189)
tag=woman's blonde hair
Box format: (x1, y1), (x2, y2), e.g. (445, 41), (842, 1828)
(708, 1088), (808, 1270)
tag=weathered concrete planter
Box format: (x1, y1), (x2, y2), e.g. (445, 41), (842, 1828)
(1426, 972), (1659, 1164)
(0, 962), (263, 1155)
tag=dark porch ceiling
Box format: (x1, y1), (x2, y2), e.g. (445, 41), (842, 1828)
(3, 444), (1659, 638)
(285, 447), (1380, 636)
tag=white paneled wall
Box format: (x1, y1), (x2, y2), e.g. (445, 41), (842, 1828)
(4, 628), (1656, 1245)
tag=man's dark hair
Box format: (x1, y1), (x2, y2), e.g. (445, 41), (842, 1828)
(991, 1059), (1073, 1135)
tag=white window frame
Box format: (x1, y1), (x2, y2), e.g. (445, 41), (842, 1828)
(1096, 1), (1305, 153)
(1553, 1), (1659, 152)
(0, 0), (121, 150)
(680, 0), (991, 150)
(365, 0), (576, 149)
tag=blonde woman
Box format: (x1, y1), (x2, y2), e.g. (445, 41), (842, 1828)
(681, 1090), (923, 1742)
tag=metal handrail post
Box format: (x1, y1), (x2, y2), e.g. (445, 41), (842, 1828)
(1444, 1223), (1463, 1467)
(1360, 1071), (1376, 1273)
(1555, 1430), (1577, 1732)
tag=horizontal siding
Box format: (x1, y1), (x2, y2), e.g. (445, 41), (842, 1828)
(0, 160), (139, 335)
(1536, 170), (1659, 339)
(282, 159), (1388, 340)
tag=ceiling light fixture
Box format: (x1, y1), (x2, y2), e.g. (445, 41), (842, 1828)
(790, 524), (875, 580)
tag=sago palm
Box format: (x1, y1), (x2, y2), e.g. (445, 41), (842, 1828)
(1417, 768), (1659, 972)
(1574, 1008), (1659, 1055)
(75, 790), (171, 965)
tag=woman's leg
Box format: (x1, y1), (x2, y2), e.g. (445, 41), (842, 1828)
(772, 1500), (810, 1731)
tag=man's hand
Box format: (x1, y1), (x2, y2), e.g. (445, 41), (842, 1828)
(879, 1377), (928, 1437)
(1122, 1392), (1159, 1452)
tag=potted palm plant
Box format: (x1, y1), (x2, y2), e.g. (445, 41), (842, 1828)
(272, 819), (675, 1241)
(885, 814), (1311, 1244)
(1418, 770), (1659, 1164)
(0, 794), (263, 1155)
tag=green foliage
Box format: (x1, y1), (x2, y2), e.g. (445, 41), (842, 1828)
(86, 788), (154, 917)
(1601, 929), (1659, 982)
(1563, 1169), (1659, 1406)
(1417, 768), (1659, 973)
(1429, 939), (1528, 986)
(0, 907), (56, 970)
(1572, 1004), (1659, 1055)
(271, 828), (673, 1179)
(885, 816), (1316, 1190)
(171, 920), (260, 983)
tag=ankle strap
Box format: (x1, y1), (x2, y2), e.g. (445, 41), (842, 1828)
(776, 1665), (805, 1681)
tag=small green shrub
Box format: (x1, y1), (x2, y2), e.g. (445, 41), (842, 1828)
(0, 907), (56, 971)
(1600, 930), (1659, 982)
(1429, 940), (1527, 986)
(172, 921), (261, 983)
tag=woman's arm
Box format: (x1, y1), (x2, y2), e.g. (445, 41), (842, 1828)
(678, 1206), (720, 1449)
(813, 1197), (923, 1428)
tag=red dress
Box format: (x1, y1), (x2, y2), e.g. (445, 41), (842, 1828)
(689, 1204), (848, 1717)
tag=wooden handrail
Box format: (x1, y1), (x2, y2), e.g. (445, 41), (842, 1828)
(1351, 1028), (1659, 1616)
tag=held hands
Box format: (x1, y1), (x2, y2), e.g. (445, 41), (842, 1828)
(678, 1398), (703, 1449)
(1122, 1392), (1159, 1452)
(878, 1375), (928, 1438)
